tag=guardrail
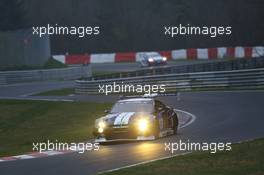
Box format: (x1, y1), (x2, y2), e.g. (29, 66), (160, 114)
(0, 65), (91, 85)
(91, 57), (264, 80)
(76, 68), (264, 94)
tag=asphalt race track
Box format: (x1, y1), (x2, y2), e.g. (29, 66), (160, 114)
(0, 81), (74, 98)
(0, 88), (264, 175)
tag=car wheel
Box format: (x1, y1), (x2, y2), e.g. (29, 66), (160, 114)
(153, 119), (160, 139)
(173, 115), (178, 135)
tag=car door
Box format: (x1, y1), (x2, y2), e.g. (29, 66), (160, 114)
(166, 107), (175, 129)
(155, 100), (168, 131)
(162, 105), (171, 129)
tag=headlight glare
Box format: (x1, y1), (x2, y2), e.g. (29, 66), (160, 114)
(148, 58), (154, 62)
(138, 119), (148, 132)
(98, 121), (106, 129)
(98, 127), (104, 133)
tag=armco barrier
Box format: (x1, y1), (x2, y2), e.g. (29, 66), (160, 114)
(75, 68), (264, 94)
(0, 66), (91, 85)
(91, 57), (264, 80)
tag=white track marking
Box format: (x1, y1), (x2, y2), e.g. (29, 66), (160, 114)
(44, 151), (63, 156)
(13, 155), (35, 159)
(175, 109), (197, 129)
(98, 152), (191, 174)
(20, 91), (40, 97)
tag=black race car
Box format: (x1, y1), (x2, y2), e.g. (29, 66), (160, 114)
(93, 97), (178, 142)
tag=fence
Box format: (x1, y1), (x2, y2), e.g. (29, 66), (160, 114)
(75, 67), (264, 94)
(91, 57), (264, 80)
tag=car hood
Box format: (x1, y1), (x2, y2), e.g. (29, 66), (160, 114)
(99, 112), (153, 126)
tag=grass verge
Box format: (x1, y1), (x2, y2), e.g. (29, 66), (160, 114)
(0, 100), (112, 157)
(34, 88), (75, 96)
(0, 58), (67, 71)
(101, 138), (264, 175)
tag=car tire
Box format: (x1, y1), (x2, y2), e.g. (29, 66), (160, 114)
(153, 119), (160, 139)
(173, 115), (178, 135)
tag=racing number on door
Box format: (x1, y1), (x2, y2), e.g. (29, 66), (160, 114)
(155, 100), (166, 130)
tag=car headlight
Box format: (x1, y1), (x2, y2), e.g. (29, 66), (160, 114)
(148, 58), (154, 62)
(96, 120), (106, 133)
(98, 127), (104, 133)
(162, 57), (167, 61)
(98, 121), (106, 129)
(137, 119), (148, 132)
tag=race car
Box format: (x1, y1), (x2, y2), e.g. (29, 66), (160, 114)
(138, 52), (167, 67)
(93, 97), (178, 142)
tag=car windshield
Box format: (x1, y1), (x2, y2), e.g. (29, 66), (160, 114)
(148, 54), (160, 58)
(111, 101), (154, 113)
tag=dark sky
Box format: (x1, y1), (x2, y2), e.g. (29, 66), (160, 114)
(21, 0), (264, 54)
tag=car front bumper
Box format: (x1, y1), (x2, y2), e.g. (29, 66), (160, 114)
(148, 60), (167, 66)
(94, 135), (155, 143)
(93, 123), (156, 142)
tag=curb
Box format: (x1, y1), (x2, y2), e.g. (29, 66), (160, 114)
(0, 109), (196, 163)
(0, 150), (74, 162)
(53, 46), (264, 65)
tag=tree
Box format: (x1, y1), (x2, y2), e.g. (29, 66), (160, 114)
(0, 0), (26, 31)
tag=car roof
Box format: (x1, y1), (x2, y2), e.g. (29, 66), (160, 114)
(145, 52), (159, 54)
(118, 98), (154, 103)
(140, 52), (160, 56)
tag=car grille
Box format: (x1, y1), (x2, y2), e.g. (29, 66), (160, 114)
(105, 126), (137, 140)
